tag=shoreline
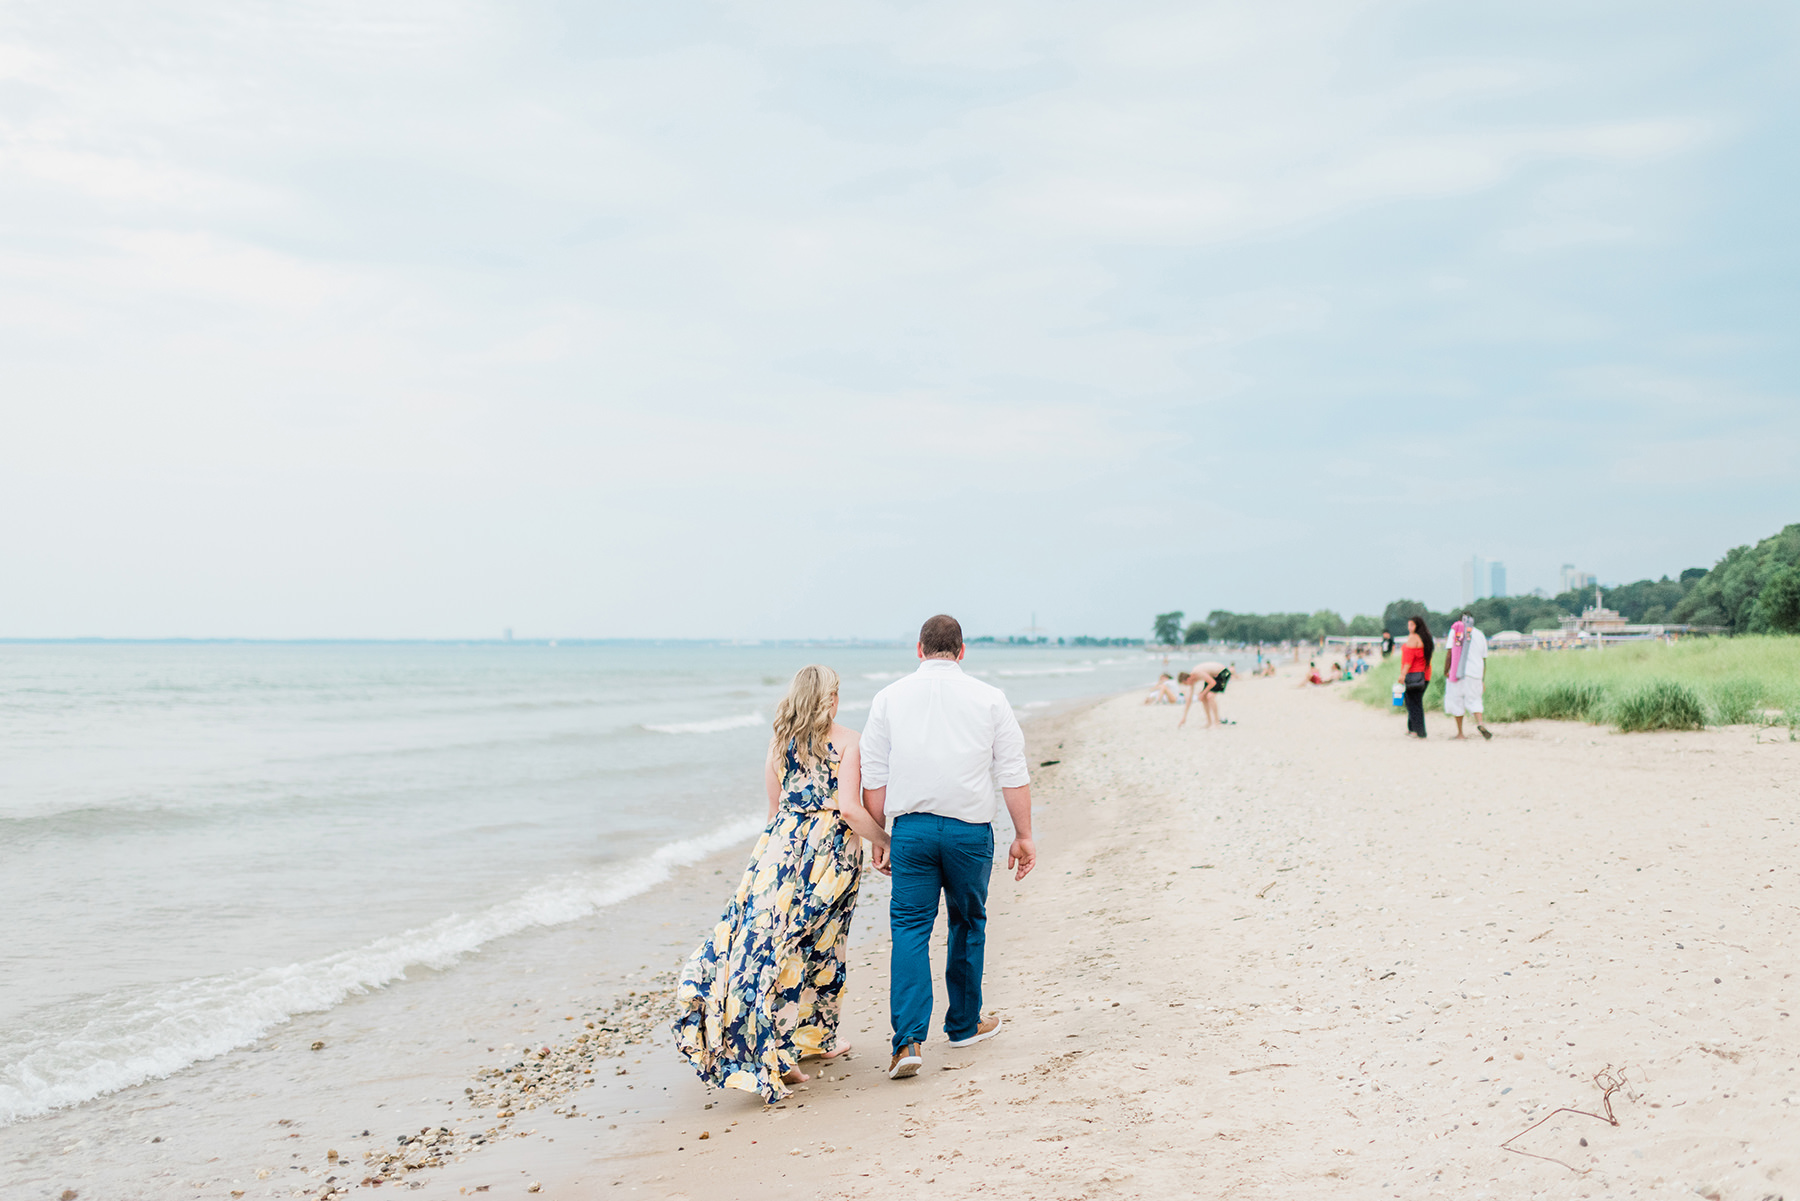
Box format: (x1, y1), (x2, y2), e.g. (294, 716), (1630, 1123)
(17, 664), (1795, 1198)
(0, 696), (1115, 1201)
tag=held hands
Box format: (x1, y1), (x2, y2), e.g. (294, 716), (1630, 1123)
(1007, 837), (1036, 881)
(870, 839), (893, 877)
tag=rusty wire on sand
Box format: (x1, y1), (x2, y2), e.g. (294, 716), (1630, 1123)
(1499, 1064), (1631, 1174)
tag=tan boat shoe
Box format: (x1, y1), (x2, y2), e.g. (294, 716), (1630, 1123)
(947, 1014), (1003, 1048)
(888, 1043), (923, 1079)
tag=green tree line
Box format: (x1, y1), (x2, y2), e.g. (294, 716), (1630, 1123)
(1152, 521), (1800, 643)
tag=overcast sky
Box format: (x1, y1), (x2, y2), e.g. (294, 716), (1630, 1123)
(2, 1), (1795, 640)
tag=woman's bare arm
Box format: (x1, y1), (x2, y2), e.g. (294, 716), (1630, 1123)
(831, 735), (888, 847)
(764, 751), (781, 822)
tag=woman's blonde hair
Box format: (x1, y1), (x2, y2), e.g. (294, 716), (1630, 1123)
(770, 664), (840, 769)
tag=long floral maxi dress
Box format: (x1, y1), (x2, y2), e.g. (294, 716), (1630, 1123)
(671, 740), (864, 1102)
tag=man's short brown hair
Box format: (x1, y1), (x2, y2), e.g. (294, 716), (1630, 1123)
(919, 614), (963, 657)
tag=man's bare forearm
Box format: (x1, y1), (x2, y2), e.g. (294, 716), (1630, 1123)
(862, 785), (888, 829)
(1002, 784), (1032, 839)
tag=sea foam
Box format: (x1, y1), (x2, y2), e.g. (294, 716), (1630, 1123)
(0, 815), (764, 1126)
(641, 711), (764, 735)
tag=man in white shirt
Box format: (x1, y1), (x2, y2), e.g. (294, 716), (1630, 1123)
(1444, 612), (1492, 740)
(863, 614), (1036, 1081)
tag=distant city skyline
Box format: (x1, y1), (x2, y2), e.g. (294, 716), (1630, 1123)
(1561, 565), (1600, 594)
(1461, 556), (1507, 605)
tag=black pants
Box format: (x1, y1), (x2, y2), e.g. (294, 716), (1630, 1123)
(1404, 684), (1427, 737)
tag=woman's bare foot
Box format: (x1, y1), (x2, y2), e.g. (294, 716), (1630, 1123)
(818, 1042), (853, 1061)
(781, 1066), (809, 1085)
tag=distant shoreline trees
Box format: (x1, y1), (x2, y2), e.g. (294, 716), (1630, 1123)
(1150, 520), (1800, 641)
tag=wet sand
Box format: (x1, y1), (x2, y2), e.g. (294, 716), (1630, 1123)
(592, 665), (1800, 1199)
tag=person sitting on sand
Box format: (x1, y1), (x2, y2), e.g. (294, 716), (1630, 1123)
(1144, 673), (1179, 704)
(1297, 660), (1331, 686)
(671, 665), (889, 1103)
(1178, 661), (1232, 728)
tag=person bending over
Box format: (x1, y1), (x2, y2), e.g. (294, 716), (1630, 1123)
(1178, 661), (1232, 728)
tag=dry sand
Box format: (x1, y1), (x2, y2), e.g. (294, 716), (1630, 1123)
(482, 668), (1799, 1200)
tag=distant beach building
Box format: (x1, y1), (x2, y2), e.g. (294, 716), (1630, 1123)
(1559, 586), (1628, 635)
(1461, 555), (1507, 603)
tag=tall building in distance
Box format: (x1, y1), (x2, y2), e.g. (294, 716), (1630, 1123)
(1461, 556), (1507, 603)
(1560, 564), (1597, 593)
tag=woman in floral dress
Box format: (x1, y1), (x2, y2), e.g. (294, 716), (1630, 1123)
(672, 665), (889, 1102)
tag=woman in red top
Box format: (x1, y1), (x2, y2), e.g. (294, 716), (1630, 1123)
(1399, 615), (1435, 739)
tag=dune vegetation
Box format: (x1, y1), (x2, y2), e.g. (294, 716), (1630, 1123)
(1349, 636), (1800, 733)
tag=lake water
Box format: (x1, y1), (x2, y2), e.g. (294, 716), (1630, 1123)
(0, 640), (1185, 1134)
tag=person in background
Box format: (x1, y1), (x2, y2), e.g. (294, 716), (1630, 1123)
(1444, 613), (1493, 740)
(1178, 661), (1233, 727)
(1399, 615), (1434, 739)
(1144, 673), (1179, 704)
(1380, 630), (1396, 658)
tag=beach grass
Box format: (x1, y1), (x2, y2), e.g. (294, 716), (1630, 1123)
(1349, 636), (1800, 732)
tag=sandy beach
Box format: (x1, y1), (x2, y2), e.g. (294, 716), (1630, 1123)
(517, 665), (1800, 1200)
(53, 664), (1794, 1200)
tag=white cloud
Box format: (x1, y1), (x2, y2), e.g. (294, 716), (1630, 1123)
(0, 0), (1787, 636)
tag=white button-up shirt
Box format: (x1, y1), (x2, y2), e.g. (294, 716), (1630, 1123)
(861, 659), (1030, 826)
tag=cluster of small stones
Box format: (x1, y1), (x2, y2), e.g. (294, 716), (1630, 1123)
(349, 1124), (473, 1192)
(300, 973), (679, 1195)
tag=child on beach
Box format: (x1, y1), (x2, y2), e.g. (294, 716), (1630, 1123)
(1144, 673), (1179, 704)
(671, 665), (889, 1102)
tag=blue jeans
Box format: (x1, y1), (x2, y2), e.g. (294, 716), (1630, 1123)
(889, 813), (993, 1051)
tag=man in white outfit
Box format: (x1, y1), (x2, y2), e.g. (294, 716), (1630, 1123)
(862, 614), (1036, 1081)
(1444, 612), (1492, 740)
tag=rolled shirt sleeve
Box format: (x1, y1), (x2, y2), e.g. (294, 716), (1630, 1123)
(991, 699), (1030, 788)
(861, 692), (891, 789)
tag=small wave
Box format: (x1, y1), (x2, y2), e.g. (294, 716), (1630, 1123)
(861, 671), (905, 681)
(994, 665), (1097, 677)
(0, 816), (764, 1126)
(1022, 701), (1051, 708)
(641, 711), (764, 735)
(837, 700), (870, 712)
